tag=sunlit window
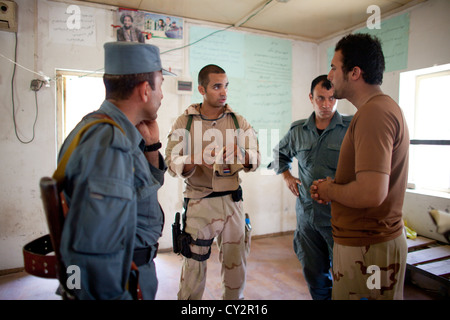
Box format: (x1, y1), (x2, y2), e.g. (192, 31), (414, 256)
(400, 64), (450, 193)
(56, 70), (105, 148)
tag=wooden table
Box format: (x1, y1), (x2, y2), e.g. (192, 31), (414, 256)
(406, 236), (450, 287)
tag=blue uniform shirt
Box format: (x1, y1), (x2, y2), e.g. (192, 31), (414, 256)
(269, 111), (352, 227)
(59, 100), (166, 299)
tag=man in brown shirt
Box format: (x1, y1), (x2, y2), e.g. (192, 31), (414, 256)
(310, 34), (409, 300)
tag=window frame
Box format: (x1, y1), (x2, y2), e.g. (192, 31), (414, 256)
(56, 69), (104, 149)
(400, 64), (450, 194)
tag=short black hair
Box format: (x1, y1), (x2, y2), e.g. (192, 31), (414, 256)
(198, 64), (226, 89)
(103, 72), (156, 101)
(335, 33), (385, 85)
(310, 75), (332, 96)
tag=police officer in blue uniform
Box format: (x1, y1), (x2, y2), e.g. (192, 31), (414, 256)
(58, 42), (174, 299)
(269, 75), (352, 300)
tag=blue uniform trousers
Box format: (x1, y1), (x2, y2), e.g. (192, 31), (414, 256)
(293, 218), (334, 300)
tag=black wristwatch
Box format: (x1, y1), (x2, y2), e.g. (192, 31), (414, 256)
(143, 141), (162, 152)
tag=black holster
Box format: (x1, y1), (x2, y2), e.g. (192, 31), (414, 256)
(172, 187), (243, 262)
(172, 212), (194, 258)
(172, 211), (213, 262)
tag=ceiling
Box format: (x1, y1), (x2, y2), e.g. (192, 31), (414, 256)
(75, 0), (425, 42)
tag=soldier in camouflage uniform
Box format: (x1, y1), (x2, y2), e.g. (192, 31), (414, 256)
(165, 65), (260, 300)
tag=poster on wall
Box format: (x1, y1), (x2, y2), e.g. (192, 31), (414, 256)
(49, 2), (97, 47)
(115, 8), (183, 42)
(114, 9), (184, 75)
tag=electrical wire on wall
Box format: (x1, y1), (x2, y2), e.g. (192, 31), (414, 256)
(9, 32), (43, 144)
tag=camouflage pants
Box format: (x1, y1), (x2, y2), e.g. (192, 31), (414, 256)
(332, 232), (407, 300)
(177, 195), (250, 300)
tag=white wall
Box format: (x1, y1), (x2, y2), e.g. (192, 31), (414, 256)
(0, 1), (53, 271)
(317, 0), (450, 243)
(0, 0), (316, 270)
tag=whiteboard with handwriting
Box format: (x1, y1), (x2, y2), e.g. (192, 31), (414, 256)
(327, 13), (410, 73)
(189, 26), (292, 134)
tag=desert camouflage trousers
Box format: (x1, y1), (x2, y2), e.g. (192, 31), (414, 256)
(177, 195), (251, 300)
(332, 232), (407, 300)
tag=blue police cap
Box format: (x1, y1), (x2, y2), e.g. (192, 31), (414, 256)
(104, 42), (176, 76)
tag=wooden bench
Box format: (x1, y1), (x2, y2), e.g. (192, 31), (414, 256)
(406, 236), (450, 287)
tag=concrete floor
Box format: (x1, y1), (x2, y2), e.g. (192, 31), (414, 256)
(0, 234), (445, 300)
